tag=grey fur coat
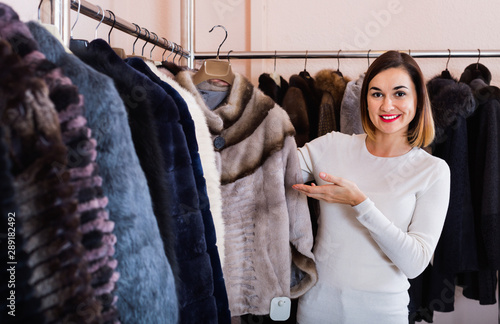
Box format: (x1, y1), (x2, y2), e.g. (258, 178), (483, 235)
(340, 74), (365, 135)
(176, 71), (317, 317)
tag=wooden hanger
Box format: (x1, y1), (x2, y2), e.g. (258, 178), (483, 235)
(193, 25), (235, 85)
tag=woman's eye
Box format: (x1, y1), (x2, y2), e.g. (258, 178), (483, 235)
(371, 92), (382, 98)
(395, 91), (406, 97)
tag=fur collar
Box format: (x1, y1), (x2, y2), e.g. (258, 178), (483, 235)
(427, 74), (476, 142)
(176, 72), (295, 184)
(315, 69), (351, 101)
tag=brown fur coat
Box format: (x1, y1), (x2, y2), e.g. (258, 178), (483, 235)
(176, 71), (317, 316)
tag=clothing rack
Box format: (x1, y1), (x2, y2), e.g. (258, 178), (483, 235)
(51, 0), (189, 58)
(192, 50), (500, 61)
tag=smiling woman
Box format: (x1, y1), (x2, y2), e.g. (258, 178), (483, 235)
(293, 50), (451, 324)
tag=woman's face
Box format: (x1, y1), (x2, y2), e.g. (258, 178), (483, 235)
(367, 67), (417, 138)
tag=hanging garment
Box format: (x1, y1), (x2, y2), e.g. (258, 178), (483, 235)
(340, 73), (365, 135)
(281, 84), (310, 148)
(314, 69), (351, 136)
(408, 73), (478, 322)
(176, 71), (317, 317)
(127, 57), (231, 324)
(27, 21), (179, 324)
(73, 40), (220, 323)
(457, 64), (500, 306)
(0, 37), (101, 323)
(0, 41), (45, 324)
(146, 61), (224, 264)
(0, 11), (121, 319)
(258, 72), (289, 106)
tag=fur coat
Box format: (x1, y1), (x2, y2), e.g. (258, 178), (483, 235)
(176, 71), (317, 317)
(28, 22), (179, 324)
(408, 73), (478, 321)
(127, 57), (230, 324)
(74, 40), (221, 323)
(314, 69), (351, 136)
(340, 74), (365, 135)
(0, 10), (120, 319)
(458, 64), (500, 306)
(258, 73), (289, 107)
(0, 33), (99, 324)
(0, 40), (45, 324)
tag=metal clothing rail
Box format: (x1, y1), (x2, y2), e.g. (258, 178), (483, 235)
(68, 0), (189, 58)
(193, 49), (500, 61)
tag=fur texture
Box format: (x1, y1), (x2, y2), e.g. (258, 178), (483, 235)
(409, 74), (479, 321)
(258, 72), (289, 106)
(314, 69), (351, 135)
(28, 21), (178, 324)
(465, 75), (500, 271)
(73, 38), (219, 324)
(145, 61), (224, 264)
(340, 73), (365, 135)
(134, 59), (231, 324)
(281, 86), (310, 147)
(176, 71), (317, 317)
(0, 39), (100, 323)
(0, 40), (45, 324)
(1, 9), (120, 320)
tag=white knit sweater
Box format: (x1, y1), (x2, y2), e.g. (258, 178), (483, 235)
(296, 132), (450, 324)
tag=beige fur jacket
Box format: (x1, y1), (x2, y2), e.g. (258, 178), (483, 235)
(176, 71), (318, 317)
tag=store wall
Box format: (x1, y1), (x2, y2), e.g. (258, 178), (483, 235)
(7, 1), (500, 323)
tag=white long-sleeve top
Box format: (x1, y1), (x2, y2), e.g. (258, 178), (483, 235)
(296, 132), (450, 323)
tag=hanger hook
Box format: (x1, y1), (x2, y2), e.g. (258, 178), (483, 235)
(476, 48), (481, 69)
(162, 38), (169, 61)
(209, 25), (228, 60)
(446, 49), (451, 70)
(304, 50), (308, 71)
(94, 5), (105, 40)
(408, 49), (411, 56)
(132, 24), (141, 54)
(107, 10), (116, 44)
(227, 50), (233, 65)
(167, 42), (175, 62)
(71, 0), (81, 38)
(141, 28), (150, 56)
(367, 49), (371, 69)
(38, 0), (44, 21)
(337, 49), (342, 72)
(150, 32), (158, 59)
(173, 44), (179, 63)
(178, 46), (184, 65)
(274, 50), (277, 72)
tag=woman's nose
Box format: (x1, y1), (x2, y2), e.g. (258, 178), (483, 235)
(380, 97), (393, 112)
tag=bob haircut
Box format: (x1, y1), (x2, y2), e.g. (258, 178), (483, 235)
(360, 50), (435, 148)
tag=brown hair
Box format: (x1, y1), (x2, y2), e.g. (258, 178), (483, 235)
(360, 50), (434, 148)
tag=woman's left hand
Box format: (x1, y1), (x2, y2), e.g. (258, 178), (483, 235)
(293, 172), (367, 207)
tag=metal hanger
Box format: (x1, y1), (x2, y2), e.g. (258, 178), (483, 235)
(70, 0), (81, 38)
(476, 49), (481, 69)
(150, 32), (158, 60)
(192, 24), (234, 85)
(367, 49), (371, 69)
(304, 50), (308, 72)
(178, 46), (184, 65)
(141, 28), (150, 57)
(274, 50), (277, 72)
(210, 24), (228, 60)
(38, 0), (44, 20)
(94, 5), (105, 40)
(107, 10), (116, 44)
(131, 24), (141, 55)
(335, 49), (343, 77)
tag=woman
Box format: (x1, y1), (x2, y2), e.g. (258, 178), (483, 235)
(293, 51), (450, 323)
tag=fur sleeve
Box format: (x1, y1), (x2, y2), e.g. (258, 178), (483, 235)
(282, 136), (318, 298)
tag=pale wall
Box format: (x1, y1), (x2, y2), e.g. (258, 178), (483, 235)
(7, 1), (500, 323)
